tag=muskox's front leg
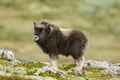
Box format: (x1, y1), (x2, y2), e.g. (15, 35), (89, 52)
(49, 53), (58, 70)
(35, 54), (61, 75)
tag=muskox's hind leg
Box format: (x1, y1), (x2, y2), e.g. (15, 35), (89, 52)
(75, 56), (85, 70)
(71, 49), (85, 71)
(68, 55), (85, 74)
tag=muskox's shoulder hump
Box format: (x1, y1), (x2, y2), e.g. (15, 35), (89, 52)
(60, 28), (73, 37)
(71, 29), (86, 36)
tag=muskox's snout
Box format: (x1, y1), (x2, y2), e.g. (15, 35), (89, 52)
(33, 35), (39, 41)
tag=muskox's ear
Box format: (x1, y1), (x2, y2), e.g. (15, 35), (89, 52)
(33, 21), (39, 26)
(33, 22), (39, 29)
(33, 22), (37, 25)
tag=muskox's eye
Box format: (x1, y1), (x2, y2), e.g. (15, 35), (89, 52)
(39, 28), (43, 32)
(35, 28), (43, 32)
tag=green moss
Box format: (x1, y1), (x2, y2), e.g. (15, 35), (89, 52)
(39, 72), (65, 80)
(84, 68), (113, 79)
(0, 57), (8, 61)
(59, 64), (76, 71)
(19, 61), (46, 69)
(26, 68), (37, 75)
(0, 75), (32, 80)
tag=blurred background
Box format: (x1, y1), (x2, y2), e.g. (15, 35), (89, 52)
(0, 0), (120, 64)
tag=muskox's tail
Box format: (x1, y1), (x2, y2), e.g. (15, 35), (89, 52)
(80, 35), (88, 52)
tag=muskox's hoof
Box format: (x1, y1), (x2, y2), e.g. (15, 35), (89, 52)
(34, 66), (67, 78)
(68, 67), (84, 75)
(34, 66), (57, 76)
(44, 66), (58, 73)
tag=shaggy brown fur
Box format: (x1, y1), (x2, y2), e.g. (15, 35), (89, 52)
(33, 21), (88, 70)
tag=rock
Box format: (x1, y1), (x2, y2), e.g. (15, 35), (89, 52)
(0, 49), (19, 62)
(84, 60), (110, 69)
(84, 60), (120, 75)
(108, 64), (120, 75)
(115, 63), (120, 67)
(35, 66), (67, 78)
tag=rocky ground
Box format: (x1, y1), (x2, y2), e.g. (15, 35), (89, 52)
(0, 58), (119, 80)
(0, 49), (120, 80)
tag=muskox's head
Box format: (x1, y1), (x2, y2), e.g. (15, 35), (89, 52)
(33, 21), (57, 42)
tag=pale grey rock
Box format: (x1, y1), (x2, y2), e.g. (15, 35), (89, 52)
(35, 66), (67, 78)
(84, 60), (110, 69)
(84, 60), (120, 75)
(115, 63), (120, 67)
(108, 64), (120, 75)
(0, 49), (19, 62)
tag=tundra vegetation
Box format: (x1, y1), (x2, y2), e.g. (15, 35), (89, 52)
(0, 58), (120, 80)
(0, 0), (120, 79)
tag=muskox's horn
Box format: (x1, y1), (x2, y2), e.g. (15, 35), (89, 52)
(49, 25), (54, 31)
(33, 21), (38, 25)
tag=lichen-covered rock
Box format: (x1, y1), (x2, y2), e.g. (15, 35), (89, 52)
(84, 60), (120, 75)
(108, 64), (120, 75)
(0, 49), (19, 62)
(0, 57), (120, 80)
(84, 60), (110, 69)
(35, 66), (67, 78)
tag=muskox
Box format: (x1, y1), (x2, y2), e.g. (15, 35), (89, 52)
(33, 21), (88, 72)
